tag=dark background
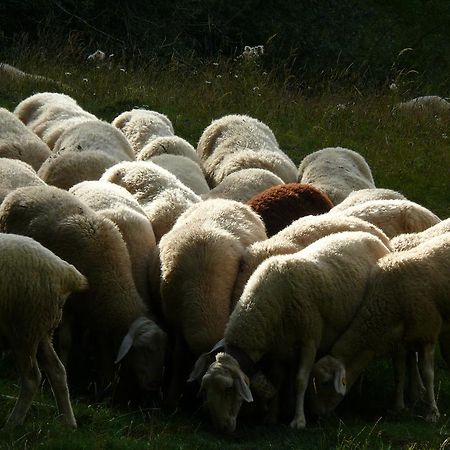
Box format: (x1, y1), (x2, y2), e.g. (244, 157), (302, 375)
(1, 0), (449, 87)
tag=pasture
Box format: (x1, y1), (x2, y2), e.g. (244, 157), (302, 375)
(0, 52), (449, 449)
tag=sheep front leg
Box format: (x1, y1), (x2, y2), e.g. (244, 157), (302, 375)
(38, 338), (77, 428)
(418, 343), (440, 423)
(4, 346), (41, 428)
(290, 341), (317, 430)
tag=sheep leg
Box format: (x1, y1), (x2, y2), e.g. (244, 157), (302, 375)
(407, 351), (425, 405)
(4, 346), (41, 428)
(290, 341), (317, 429)
(56, 316), (72, 369)
(38, 338), (77, 428)
(164, 332), (187, 410)
(439, 329), (450, 369)
(392, 346), (407, 411)
(418, 343), (440, 423)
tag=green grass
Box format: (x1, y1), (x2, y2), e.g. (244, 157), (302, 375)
(0, 51), (449, 449)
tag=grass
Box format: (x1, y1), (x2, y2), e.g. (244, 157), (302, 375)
(0, 49), (449, 449)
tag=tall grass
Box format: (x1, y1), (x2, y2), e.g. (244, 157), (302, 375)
(0, 43), (449, 449)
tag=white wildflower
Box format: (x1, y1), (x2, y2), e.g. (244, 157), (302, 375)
(87, 50), (105, 62)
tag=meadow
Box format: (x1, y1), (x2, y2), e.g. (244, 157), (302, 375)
(0, 50), (449, 449)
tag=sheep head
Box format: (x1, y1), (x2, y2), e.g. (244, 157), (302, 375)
(199, 352), (253, 433)
(116, 317), (168, 391)
(308, 355), (347, 416)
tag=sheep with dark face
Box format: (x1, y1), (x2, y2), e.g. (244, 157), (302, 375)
(159, 199), (267, 406)
(310, 233), (450, 423)
(191, 231), (390, 432)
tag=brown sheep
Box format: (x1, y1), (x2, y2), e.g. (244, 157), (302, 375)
(247, 183), (334, 237)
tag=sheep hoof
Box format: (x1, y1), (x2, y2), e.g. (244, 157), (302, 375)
(289, 416), (306, 429)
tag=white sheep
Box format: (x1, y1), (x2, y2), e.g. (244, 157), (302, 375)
(112, 109), (174, 154)
(310, 232), (450, 423)
(147, 154), (210, 195)
(137, 135), (201, 165)
(190, 231), (391, 432)
(52, 119), (135, 161)
(232, 214), (391, 305)
(330, 199), (441, 238)
(0, 63), (66, 89)
(37, 150), (120, 190)
(395, 96), (450, 116)
(203, 168), (284, 203)
(69, 180), (157, 304)
(330, 188), (406, 212)
(390, 217), (450, 251)
(0, 158), (45, 204)
(101, 160), (201, 242)
(159, 198), (267, 405)
(0, 232), (88, 428)
(0, 107), (51, 171)
(0, 185), (168, 395)
(297, 147), (376, 204)
(197, 114), (298, 187)
(14, 92), (96, 149)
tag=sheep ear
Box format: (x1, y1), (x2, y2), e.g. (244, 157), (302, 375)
(236, 375), (253, 403)
(333, 365), (347, 396)
(115, 334), (134, 364)
(188, 353), (212, 383)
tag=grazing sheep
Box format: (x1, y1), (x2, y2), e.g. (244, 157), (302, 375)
(0, 233), (88, 428)
(148, 154), (210, 195)
(0, 107), (51, 170)
(190, 231), (390, 432)
(331, 199), (441, 238)
(203, 168), (284, 203)
(310, 232), (450, 423)
(197, 114), (298, 187)
(69, 180), (157, 304)
(101, 160), (201, 242)
(0, 63), (66, 89)
(395, 96), (450, 116)
(52, 119), (135, 161)
(112, 109), (174, 154)
(232, 215), (391, 306)
(0, 158), (45, 204)
(137, 135), (201, 165)
(14, 92), (96, 149)
(330, 188), (406, 212)
(159, 199), (267, 405)
(38, 150), (120, 190)
(390, 218), (450, 251)
(247, 183), (334, 237)
(297, 147), (376, 205)
(0, 185), (168, 395)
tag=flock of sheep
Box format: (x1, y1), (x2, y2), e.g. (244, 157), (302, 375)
(0, 92), (448, 435)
